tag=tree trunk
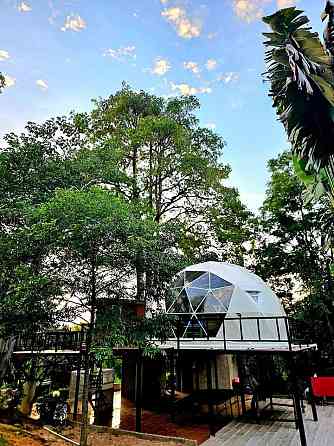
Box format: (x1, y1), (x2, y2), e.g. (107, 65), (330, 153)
(136, 252), (145, 303)
(0, 337), (15, 385)
(17, 381), (37, 416)
(80, 258), (97, 446)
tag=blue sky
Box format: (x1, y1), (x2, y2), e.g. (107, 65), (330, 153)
(0, 0), (326, 211)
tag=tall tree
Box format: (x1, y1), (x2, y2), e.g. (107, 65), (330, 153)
(0, 116), (85, 338)
(29, 187), (181, 445)
(253, 152), (334, 353)
(74, 85), (251, 300)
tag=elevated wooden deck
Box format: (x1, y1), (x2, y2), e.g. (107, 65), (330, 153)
(202, 401), (334, 446)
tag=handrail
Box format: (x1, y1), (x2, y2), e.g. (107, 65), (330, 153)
(163, 315), (312, 352)
(14, 330), (86, 353)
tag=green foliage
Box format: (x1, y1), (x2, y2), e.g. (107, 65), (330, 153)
(0, 116), (84, 232)
(0, 84), (251, 347)
(263, 7), (334, 200)
(72, 84), (250, 263)
(254, 151), (334, 354)
(0, 436), (8, 446)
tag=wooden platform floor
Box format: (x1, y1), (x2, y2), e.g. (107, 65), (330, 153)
(202, 401), (334, 446)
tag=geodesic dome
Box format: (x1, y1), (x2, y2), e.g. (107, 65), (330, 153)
(166, 262), (287, 342)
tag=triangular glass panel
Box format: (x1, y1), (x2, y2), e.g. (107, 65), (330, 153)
(194, 293), (209, 313)
(172, 272), (185, 288)
(203, 291), (226, 313)
(198, 316), (224, 337)
(247, 290), (260, 304)
(166, 288), (183, 311)
(183, 316), (207, 338)
(185, 271), (205, 286)
(191, 272), (209, 289)
(210, 273), (233, 289)
(186, 287), (208, 311)
(212, 286), (234, 311)
(168, 289), (191, 314)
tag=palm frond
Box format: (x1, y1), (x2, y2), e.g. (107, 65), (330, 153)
(263, 7), (334, 198)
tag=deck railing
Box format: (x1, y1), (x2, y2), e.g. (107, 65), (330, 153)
(167, 315), (314, 351)
(14, 329), (86, 353)
(10, 316), (315, 354)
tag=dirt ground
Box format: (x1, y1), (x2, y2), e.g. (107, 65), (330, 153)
(62, 425), (188, 446)
(0, 423), (187, 446)
(0, 422), (64, 446)
(120, 398), (210, 444)
(119, 396), (247, 444)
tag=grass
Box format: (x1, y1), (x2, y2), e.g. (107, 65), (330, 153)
(0, 436), (8, 446)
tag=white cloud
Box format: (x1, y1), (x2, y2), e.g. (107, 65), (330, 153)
(218, 72), (240, 84)
(3, 74), (16, 88)
(233, 0), (270, 23)
(170, 82), (212, 96)
(277, 0), (296, 7)
(18, 1), (32, 12)
(207, 32), (218, 40)
(103, 46), (136, 61)
(61, 14), (86, 32)
(161, 7), (201, 39)
(36, 79), (48, 91)
(152, 58), (171, 76)
(206, 122), (216, 130)
(0, 50), (10, 61)
(206, 59), (218, 71)
(183, 61), (200, 75)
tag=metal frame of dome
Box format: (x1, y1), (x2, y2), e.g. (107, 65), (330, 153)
(166, 261), (288, 342)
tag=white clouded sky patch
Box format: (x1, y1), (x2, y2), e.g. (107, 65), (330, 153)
(170, 82), (212, 96)
(206, 59), (218, 71)
(3, 74), (16, 88)
(277, 0), (296, 7)
(152, 58), (171, 76)
(61, 14), (86, 32)
(0, 50), (10, 61)
(18, 1), (32, 12)
(233, 0), (270, 23)
(218, 72), (240, 84)
(161, 6), (201, 39)
(103, 46), (136, 61)
(208, 32), (218, 40)
(206, 122), (216, 130)
(36, 79), (48, 90)
(183, 61), (200, 75)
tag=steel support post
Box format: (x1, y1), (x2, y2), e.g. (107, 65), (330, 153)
(206, 353), (215, 437)
(73, 353), (82, 421)
(135, 351), (143, 433)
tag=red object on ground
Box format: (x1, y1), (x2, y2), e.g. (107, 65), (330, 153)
(311, 377), (334, 397)
(232, 377), (240, 385)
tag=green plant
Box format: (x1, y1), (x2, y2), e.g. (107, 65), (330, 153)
(263, 7), (334, 203)
(0, 436), (8, 446)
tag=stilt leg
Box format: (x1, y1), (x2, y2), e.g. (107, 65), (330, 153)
(73, 354), (82, 421)
(294, 390), (307, 446)
(206, 354), (215, 437)
(170, 349), (176, 422)
(308, 381), (318, 422)
(135, 351), (143, 433)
